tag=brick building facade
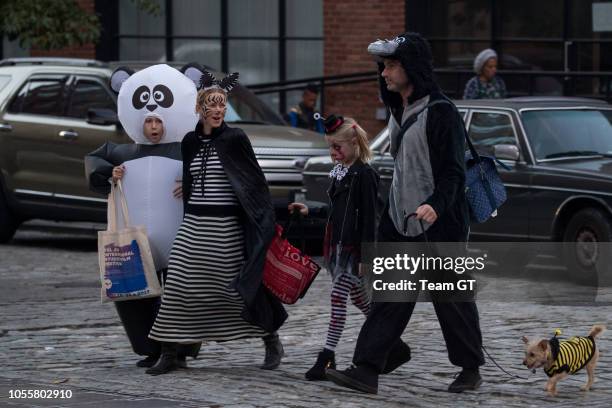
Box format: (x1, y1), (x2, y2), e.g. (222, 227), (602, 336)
(323, 0), (404, 136)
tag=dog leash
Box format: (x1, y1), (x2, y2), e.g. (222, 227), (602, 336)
(481, 345), (528, 380)
(404, 212), (529, 380)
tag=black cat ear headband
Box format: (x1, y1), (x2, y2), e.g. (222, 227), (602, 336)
(182, 63), (239, 93)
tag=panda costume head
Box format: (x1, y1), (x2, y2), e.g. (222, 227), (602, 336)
(110, 64), (199, 144)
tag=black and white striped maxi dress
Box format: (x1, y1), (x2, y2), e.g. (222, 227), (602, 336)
(149, 136), (266, 343)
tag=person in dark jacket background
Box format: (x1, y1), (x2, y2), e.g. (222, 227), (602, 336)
(289, 115), (379, 381)
(326, 32), (485, 395)
(146, 64), (287, 375)
(285, 83), (325, 133)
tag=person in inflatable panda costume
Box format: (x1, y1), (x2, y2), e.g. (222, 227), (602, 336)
(84, 64), (201, 369)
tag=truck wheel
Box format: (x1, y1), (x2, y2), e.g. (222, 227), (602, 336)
(562, 208), (612, 286)
(0, 188), (18, 243)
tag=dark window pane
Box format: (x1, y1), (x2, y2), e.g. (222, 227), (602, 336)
(228, 40), (279, 83)
(20, 79), (65, 116)
(173, 40), (221, 70)
(228, 0), (278, 37)
(573, 42), (612, 73)
(119, 0), (165, 36)
(468, 112), (516, 155)
(431, 40), (490, 68)
(286, 0), (322, 37)
(286, 40), (323, 80)
(430, 0), (491, 38)
(502, 74), (563, 97)
(572, 76), (612, 99)
(173, 0), (221, 36)
(119, 38), (166, 61)
(67, 80), (115, 119)
(500, 42), (563, 71)
(569, 0), (612, 39)
(497, 0), (563, 38)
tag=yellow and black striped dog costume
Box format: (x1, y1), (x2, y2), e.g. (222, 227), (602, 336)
(544, 335), (596, 377)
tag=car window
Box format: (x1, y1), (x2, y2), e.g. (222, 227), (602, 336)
(523, 109), (612, 160)
(468, 111), (516, 154)
(67, 79), (115, 119)
(227, 85), (285, 125)
(8, 77), (66, 116)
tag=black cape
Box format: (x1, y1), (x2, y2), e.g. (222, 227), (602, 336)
(182, 122), (287, 333)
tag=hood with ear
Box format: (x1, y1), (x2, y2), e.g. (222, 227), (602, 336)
(110, 64), (198, 145)
(368, 32), (439, 118)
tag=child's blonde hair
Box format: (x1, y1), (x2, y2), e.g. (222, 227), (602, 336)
(325, 117), (372, 162)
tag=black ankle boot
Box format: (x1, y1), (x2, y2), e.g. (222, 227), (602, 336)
(136, 354), (160, 368)
(448, 368), (482, 393)
(327, 364), (379, 394)
(176, 342), (201, 369)
(261, 332), (284, 370)
(146, 343), (178, 376)
(305, 349), (336, 381)
(176, 355), (187, 369)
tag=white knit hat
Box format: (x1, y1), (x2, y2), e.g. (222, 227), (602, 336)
(473, 48), (498, 74)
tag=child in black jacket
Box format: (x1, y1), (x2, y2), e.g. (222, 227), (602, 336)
(289, 115), (379, 381)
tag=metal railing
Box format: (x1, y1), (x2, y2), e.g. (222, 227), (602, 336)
(247, 69), (612, 114)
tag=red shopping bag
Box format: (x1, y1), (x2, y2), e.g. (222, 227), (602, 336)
(263, 219), (320, 304)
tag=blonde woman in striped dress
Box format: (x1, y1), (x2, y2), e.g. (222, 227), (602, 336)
(147, 65), (287, 375)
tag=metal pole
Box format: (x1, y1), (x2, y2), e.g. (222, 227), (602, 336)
(279, 0), (287, 115)
(165, 0), (173, 61)
(320, 78), (325, 114)
(221, 0), (228, 73)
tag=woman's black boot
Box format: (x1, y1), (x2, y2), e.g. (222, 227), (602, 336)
(261, 332), (284, 370)
(146, 343), (178, 376)
(305, 349), (336, 381)
(136, 353), (160, 368)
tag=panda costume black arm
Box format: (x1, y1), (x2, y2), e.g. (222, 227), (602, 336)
(85, 142), (119, 196)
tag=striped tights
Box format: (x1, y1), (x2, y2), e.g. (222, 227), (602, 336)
(324, 273), (370, 351)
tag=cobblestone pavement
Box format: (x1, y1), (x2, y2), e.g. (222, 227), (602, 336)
(1, 226), (612, 407)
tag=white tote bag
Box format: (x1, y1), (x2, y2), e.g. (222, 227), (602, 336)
(98, 180), (161, 303)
